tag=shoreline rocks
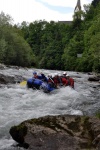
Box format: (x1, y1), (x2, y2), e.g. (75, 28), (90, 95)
(10, 115), (100, 150)
(0, 73), (26, 84)
(88, 76), (100, 82)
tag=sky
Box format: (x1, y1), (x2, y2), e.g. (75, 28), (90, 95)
(0, 0), (93, 24)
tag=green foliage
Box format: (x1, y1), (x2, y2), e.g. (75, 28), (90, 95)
(0, 38), (7, 62)
(92, 0), (100, 7)
(21, 20), (66, 69)
(0, 11), (13, 26)
(0, 12), (35, 67)
(0, 0), (100, 72)
(82, 3), (100, 72)
(62, 18), (84, 71)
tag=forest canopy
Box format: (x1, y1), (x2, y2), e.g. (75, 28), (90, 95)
(0, 0), (100, 72)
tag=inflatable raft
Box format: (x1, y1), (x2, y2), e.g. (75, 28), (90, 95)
(27, 78), (55, 93)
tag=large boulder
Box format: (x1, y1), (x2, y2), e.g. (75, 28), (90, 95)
(0, 73), (26, 84)
(0, 64), (27, 84)
(88, 76), (100, 82)
(10, 115), (100, 150)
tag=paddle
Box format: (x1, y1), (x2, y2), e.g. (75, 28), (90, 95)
(20, 80), (27, 86)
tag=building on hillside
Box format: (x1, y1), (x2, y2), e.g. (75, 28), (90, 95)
(74, 0), (81, 12)
(58, 0), (82, 25)
(74, 0), (82, 19)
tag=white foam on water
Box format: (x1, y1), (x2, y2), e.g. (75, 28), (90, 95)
(0, 67), (99, 149)
(0, 137), (15, 150)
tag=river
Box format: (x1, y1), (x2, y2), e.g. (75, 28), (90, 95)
(0, 66), (100, 150)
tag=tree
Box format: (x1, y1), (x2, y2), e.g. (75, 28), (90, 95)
(0, 11), (13, 26)
(0, 38), (7, 62)
(80, 2), (100, 72)
(92, 0), (100, 7)
(0, 12), (35, 67)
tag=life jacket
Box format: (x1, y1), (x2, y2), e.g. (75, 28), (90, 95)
(33, 74), (47, 82)
(61, 77), (69, 86)
(38, 74), (48, 82)
(62, 77), (74, 88)
(53, 76), (62, 85)
(47, 77), (56, 88)
(67, 78), (70, 86)
(69, 78), (74, 88)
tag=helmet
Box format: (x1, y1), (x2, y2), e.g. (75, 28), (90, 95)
(58, 73), (61, 77)
(33, 71), (37, 75)
(63, 72), (67, 75)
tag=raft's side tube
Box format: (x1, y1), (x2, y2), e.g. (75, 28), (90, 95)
(40, 82), (55, 93)
(27, 78), (55, 92)
(27, 78), (43, 89)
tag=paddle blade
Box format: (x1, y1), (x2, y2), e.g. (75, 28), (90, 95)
(20, 81), (27, 86)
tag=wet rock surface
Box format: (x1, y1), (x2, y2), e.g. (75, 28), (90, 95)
(88, 76), (100, 82)
(0, 73), (26, 84)
(88, 73), (100, 82)
(10, 115), (100, 150)
(0, 64), (27, 84)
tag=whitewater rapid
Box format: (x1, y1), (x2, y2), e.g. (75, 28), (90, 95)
(0, 67), (100, 150)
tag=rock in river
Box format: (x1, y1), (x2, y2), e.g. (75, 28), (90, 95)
(9, 114), (100, 150)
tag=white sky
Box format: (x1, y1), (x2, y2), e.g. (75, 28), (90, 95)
(0, 0), (92, 24)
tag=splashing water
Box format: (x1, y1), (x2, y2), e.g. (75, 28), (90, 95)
(0, 67), (100, 149)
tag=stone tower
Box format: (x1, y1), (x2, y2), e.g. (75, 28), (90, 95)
(74, 0), (81, 12)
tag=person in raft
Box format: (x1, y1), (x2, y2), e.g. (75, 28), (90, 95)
(33, 71), (48, 82)
(52, 73), (63, 88)
(65, 74), (74, 89)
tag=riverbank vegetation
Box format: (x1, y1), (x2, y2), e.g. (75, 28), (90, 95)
(0, 0), (100, 72)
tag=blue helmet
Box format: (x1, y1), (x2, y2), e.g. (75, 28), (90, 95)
(33, 71), (37, 75)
